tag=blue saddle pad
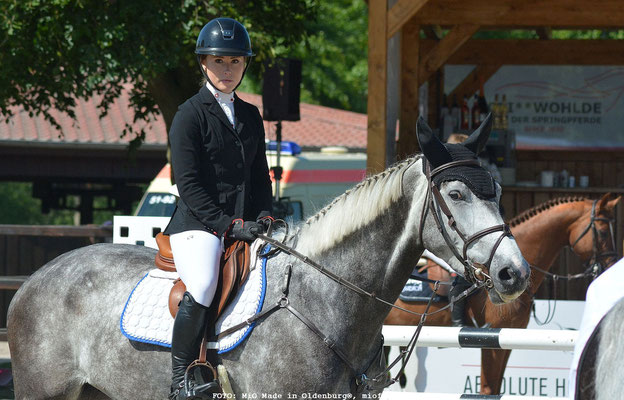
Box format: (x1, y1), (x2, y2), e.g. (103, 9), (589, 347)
(399, 270), (446, 303)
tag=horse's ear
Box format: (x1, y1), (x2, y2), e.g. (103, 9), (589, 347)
(416, 116), (452, 167)
(462, 113), (492, 155)
(598, 192), (622, 212)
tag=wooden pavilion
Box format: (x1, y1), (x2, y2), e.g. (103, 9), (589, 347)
(366, 0), (624, 299)
(367, 0), (624, 169)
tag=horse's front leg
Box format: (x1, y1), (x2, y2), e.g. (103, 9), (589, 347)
(480, 348), (512, 395)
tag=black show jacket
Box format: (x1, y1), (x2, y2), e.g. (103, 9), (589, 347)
(163, 86), (273, 237)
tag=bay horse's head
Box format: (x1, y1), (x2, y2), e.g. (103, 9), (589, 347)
(415, 115), (530, 304)
(569, 193), (621, 276)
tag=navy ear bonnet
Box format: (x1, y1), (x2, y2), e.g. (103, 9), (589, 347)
(431, 144), (497, 200)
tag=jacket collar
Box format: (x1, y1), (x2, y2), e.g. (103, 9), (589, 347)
(199, 85), (241, 133)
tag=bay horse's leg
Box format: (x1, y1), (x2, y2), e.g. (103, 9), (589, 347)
(479, 348), (512, 395)
(477, 294), (532, 395)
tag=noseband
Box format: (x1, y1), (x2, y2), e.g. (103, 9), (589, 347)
(419, 159), (512, 288)
(570, 199), (617, 278)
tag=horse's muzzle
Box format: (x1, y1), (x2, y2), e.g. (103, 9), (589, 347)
(489, 259), (530, 304)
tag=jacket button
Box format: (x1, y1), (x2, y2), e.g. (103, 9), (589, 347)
(236, 162), (243, 169)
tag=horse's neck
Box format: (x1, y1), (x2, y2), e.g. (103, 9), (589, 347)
(512, 203), (582, 290)
(288, 161), (427, 342)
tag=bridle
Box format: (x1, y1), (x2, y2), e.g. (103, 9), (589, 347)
(419, 159), (513, 288)
(530, 199), (617, 282)
(530, 199), (617, 326)
(570, 199), (617, 278)
(221, 156), (516, 395)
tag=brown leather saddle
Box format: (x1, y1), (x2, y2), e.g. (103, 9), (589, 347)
(154, 232), (252, 319)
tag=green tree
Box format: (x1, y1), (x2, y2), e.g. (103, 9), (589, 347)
(290, 0), (369, 113)
(0, 0), (318, 146)
(0, 182), (75, 224)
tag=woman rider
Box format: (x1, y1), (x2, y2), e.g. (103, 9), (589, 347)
(163, 17), (273, 400)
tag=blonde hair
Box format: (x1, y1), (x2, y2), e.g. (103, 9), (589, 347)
(447, 133), (468, 144)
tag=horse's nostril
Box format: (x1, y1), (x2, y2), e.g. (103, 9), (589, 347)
(498, 267), (513, 282)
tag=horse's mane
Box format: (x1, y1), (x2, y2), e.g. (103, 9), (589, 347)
(293, 155), (421, 256)
(507, 196), (588, 228)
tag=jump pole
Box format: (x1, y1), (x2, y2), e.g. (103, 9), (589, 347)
(382, 325), (577, 351)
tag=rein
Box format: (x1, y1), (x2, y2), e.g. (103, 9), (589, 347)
(218, 157), (512, 395)
(530, 199), (617, 282)
(529, 199), (617, 325)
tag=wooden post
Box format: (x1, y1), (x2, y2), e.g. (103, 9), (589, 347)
(397, 20), (420, 159)
(367, 0), (388, 173)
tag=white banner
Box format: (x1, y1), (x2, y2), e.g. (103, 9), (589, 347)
(446, 66), (624, 149)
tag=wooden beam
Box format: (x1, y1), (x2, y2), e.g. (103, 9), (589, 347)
(422, 25), (443, 40)
(413, 0), (624, 28)
(387, 0), (429, 39)
(397, 20), (421, 159)
(536, 27), (552, 40)
(367, 0), (388, 173)
(420, 39), (624, 65)
(418, 24), (480, 85)
(448, 64), (502, 105)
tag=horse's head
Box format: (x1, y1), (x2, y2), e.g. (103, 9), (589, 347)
(415, 115), (530, 304)
(569, 193), (621, 275)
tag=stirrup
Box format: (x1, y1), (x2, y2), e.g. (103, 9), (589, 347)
(183, 360), (222, 399)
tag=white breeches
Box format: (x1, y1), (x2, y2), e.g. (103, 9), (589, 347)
(169, 230), (223, 307)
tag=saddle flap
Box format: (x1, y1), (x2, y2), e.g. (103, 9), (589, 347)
(218, 240), (251, 315)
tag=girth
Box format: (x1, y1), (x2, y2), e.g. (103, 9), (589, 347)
(154, 232), (252, 319)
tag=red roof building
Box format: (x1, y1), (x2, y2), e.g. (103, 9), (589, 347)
(0, 86), (367, 222)
(0, 88), (367, 151)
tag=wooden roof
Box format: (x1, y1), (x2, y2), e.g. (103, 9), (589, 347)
(367, 0), (624, 173)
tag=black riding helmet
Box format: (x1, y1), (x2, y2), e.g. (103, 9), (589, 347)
(195, 18), (254, 91)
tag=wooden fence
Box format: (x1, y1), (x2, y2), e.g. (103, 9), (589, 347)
(0, 225), (112, 333)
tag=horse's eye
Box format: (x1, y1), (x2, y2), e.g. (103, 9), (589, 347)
(449, 190), (463, 201)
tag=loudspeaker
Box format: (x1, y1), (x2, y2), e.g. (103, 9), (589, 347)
(262, 58), (302, 121)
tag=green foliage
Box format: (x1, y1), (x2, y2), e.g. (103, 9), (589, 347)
(0, 0), (318, 136)
(0, 182), (137, 225)
(284, 0), (369, 113)
(0, 182), (74, 224)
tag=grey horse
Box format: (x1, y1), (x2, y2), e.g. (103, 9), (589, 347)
(7, 116), (530, 399)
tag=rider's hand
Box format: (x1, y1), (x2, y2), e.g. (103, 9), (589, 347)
(227, 219), (263, 242)
(256, 215), (274, 232)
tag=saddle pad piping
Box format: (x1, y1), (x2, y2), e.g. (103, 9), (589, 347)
(119, 272), (173, 348)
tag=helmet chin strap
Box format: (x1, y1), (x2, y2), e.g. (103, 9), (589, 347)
(196, 56), (251, 93)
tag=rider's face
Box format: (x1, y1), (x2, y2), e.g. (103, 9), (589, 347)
(202, 55), (245, 93)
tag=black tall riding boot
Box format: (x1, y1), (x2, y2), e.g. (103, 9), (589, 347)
(169, 292), (221, 400)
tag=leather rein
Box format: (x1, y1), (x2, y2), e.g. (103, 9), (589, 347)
(220, 157), (512, 394)
(530, 199), (617, 281)
(530, 199), (617, 326)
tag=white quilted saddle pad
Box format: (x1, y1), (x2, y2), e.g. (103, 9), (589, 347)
(120, 240), (269, 353)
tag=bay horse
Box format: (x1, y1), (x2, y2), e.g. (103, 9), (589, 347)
(384, 192), (621, 394)
(7, 115), (530, 399)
